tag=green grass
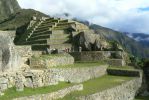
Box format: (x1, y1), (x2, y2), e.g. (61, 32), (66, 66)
(0, 75), (134, 100)
(0, 82), (74, 100)
(59, 75), (134, 100)
(56, 61), (106, 68)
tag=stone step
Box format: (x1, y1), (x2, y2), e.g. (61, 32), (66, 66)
(56, 22), (75, 26)
(31, 44), (49, 51)
(47, 38), (70, 44)
(33, 28), (50, 33)
(42, 19), (59, 24)
(25, 39), (48, 45)
(36, 25), (53, 30)
(32, 30), (52, 36)
(28, 34), (51, 41)
(53, 26), (69, 30)
(58, 19), (69, 23)
(40, 22), (56, 26)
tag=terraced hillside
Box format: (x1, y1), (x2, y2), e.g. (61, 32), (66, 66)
(17, 17), (89, 51)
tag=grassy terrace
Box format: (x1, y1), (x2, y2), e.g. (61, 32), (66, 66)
(0, 75), (134, 100)
(0, 82), (75, 100)
(108, 65), (136, 70)
(59, 75), (134, 100)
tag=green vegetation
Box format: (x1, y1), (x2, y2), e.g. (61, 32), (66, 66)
(56, 61), (106, 68)
(0, 75), (133, 100)
(135, 96), (149, 100)
(108, 66), (135, 71)
(0, 82), (74, 100)
(59, 75), (134, 100)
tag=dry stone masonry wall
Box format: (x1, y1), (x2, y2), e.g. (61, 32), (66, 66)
(78, 77), (142, 100)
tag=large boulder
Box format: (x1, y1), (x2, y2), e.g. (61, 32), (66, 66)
(0, 31), (22, 72)
(78, 30), (110, 51)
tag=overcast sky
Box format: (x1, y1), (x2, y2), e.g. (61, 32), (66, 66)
(17, 0), (149, 34)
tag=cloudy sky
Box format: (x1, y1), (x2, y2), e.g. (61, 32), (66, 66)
(17, 0), (149, 33)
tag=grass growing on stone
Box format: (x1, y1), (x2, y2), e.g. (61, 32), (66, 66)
(56, 61), (106, 68)
(0, 82), (74, 100)
(59, 75), (134, 100)
(108, 66), (136, 71)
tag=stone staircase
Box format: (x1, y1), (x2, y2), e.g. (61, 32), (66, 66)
(19, 18), (78, 51)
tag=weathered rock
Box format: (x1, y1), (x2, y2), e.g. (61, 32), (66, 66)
(0, 31), (23, 72)
(78, 30), (110, 51)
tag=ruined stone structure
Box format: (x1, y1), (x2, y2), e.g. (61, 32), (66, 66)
(0, 31), (22, 72)
(0, 17), (141, 100)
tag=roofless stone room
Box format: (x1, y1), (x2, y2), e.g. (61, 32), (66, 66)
(0, 0), (149, 100)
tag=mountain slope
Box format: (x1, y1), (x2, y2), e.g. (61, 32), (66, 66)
(124, 32), (149, 47)
(0, 9), (48, 30)
(90, 24), (149, 58)
(0, 0), (21, 21)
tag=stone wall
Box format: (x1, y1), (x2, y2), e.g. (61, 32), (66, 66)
(70, 51), (122, 62)
(30, 54), (74, 68)
(78, 77), (142, 100)
(0, 31), (23, 72)
(107, 59), (126, 66)
(107, 69), (142, 77)
(48, 65), (107, 83)
(13, 84), (83, 100)
(0, 65), (107, 94)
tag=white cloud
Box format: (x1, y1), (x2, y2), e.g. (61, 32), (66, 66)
(17, 0), (149, 33)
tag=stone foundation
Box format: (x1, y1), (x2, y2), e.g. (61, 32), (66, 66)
(70, 51), (123, 62)
(30, 54), (74, 68)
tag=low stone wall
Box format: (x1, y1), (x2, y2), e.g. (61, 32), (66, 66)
(30, 54), (74, 68)
(13, 84), (83, 100)
(48, 65), (107, 83)
(78, 77), (142, 100)
(0, 65), (107, 94)
(70, 51), (122, 62)
(15, 46), (32, 57)
(107, 59), (126, 66)
(107, 69), (142, 77)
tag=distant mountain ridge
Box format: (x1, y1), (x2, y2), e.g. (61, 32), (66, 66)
(90, 24), (149, 58)
(124, 32), (149, 47)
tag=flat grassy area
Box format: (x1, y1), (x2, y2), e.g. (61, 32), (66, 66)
(59, 75), (134, 100)
(0, 82), (74, 100)
(55, 61), (106, 68)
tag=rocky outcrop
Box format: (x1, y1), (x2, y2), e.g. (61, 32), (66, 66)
(0, 0), (21, 21)
(77, 30), (110, 51)
(0, 31), (22, 72)
(13, 84), (83, 100)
